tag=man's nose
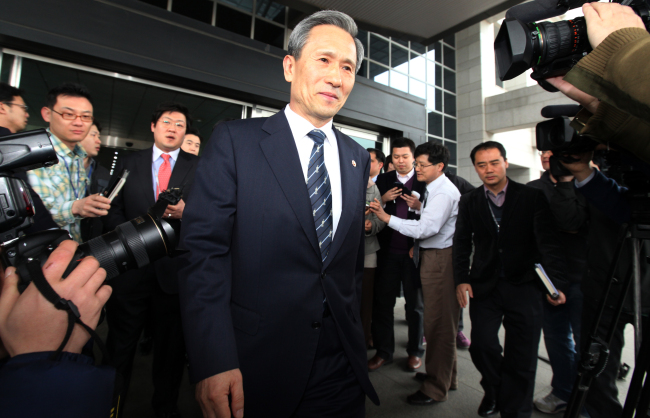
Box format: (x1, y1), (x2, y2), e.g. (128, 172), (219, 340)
(324, 64), (342, 88)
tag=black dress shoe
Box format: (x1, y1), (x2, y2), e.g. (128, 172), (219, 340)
(407, 390), (439, 405)
(415, 372), (428, 382)
(478, 395), (499, 417)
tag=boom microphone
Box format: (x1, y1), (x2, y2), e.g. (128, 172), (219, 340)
(541, 105), (581, 118)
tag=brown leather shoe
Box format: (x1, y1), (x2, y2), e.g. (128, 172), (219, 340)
(406, 355), (422, 371)
(368, 354), (392, 371)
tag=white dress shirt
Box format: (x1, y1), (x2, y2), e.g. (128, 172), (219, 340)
(388, 173), (460, 249)
(284, 105), (342, 237)
(396, 168), (415, 184)
(151, 145), (180, 197)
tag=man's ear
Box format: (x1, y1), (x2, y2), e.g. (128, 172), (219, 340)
(504, 158), (509, 169)
(41, 107), (51, 123)
(151, 122), (156, 133)
(283, 55), (296, 83)
(0, 103), (7, 116)
(378, 162), (384, 170)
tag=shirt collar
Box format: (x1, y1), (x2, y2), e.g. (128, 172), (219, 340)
(47, 128), (87, 159)
(284, 104), (335, 144)
(425, 172), (447, 193)
(396, 168), (415, 182)
(483, 179), (509, 198)
(152, 144), (181, 162)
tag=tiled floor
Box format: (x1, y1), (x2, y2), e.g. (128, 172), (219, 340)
(111, 297), (636, 417)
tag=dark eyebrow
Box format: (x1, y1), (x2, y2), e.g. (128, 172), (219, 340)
(319, 49), (356, 68)
(61, 106), (92, 114)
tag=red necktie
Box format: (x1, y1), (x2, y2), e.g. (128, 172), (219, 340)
(157, 154), (171, 200)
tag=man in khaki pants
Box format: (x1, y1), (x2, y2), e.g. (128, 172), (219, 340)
(370, 141), (461, 404)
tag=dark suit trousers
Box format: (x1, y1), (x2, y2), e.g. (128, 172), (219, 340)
(361, 267), (375, 345)
(290, 311), (365, 418)
(105, 265), (186, 416)
(468, 280), (543, 418)
(372, 252), (425, 360)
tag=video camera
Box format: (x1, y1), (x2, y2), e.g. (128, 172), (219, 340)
(494, 0), (650, 89)
(0, 129), (183, 292)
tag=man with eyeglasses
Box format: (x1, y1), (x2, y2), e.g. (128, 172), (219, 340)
(27, 83), (111, 243)
(370, 142), (461, 406)
(104, 101), (199, 418)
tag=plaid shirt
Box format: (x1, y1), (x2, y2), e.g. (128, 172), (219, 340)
(27, 130), (88, 242)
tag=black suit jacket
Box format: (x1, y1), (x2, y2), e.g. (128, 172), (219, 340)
(80, 159), (111, 241)
(178, 112), (379, 416)
(374, 170), (426, 253)
(105, 147), (198, 294)
(452, 179), (568, 299)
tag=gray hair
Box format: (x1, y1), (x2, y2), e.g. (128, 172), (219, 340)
(288, 10), (365, 74)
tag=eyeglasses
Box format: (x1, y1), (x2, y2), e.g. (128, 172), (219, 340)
(50, 108), (94, 123)
(2, 102), (28, 111)
(413, 161), (437, 169)
(160, 119), (186, 129)
(538, 151), (553, 156)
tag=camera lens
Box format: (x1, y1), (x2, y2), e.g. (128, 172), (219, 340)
(536, 18), (589, 67)
(67, 215), (180, 280)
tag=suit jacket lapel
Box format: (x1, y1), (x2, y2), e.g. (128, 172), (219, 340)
(477, 188), (498, 239)
(138, 148), (155, 208)
(259, 113), (321, 259)
(323, 130), (361, 271)
(500, 179), (521, 228)
(169, 150), (195, 194)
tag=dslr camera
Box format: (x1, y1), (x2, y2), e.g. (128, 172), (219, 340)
(0, 129), (183, 291)
(494, 0), (650, 87)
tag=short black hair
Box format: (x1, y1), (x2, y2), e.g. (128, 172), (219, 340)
(186, 126), (203, 142)
(0, 82), (23, 103)
(367, 148), (385, 166)
(414, 142), (450, 170)
(45, 82), (93, 109)
(470, 141), (507, 164)
(92, 121), (102, 132)
(151, 101), (192, 127)
(390, 137), (415, 156)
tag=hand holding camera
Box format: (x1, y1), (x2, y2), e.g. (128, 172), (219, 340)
(0, 240), (111, 357)
(584, 2), (645, 49)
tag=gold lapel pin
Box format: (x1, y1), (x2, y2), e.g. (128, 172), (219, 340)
(352, 160), (357, 167)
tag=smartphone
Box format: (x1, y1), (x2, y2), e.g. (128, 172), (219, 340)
(392, 181), (411, 196)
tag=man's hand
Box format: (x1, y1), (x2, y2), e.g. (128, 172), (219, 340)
(0, 240), (112, 356)
(381, 187), (401, 203)
(71, 194), (111, 218)
(164, 199), (186, 219)
(583, 2), (645, 50)
(401, 193), (421, 211)
(196, 369), (244, 418)
(369, 199), (390, 224)
(560, 151), (594, 182)
(409, 247), (414, 259)
(364, 220), (372, 232)
(456, 284), (473, 309)
(546, 77), (600, 114)
(547, 290), (567, 307)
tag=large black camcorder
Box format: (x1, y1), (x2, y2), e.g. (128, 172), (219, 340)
(0, 129), (184, 292)
(495, 0), (650, 87)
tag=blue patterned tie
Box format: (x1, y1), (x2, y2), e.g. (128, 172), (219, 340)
(307, 129), (332, 262)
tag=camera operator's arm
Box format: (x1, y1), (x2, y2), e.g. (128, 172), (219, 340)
(562, 152), (631, 224)
(0, 240), (112, 356)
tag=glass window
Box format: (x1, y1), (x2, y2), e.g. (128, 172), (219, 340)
(446, 165), (457, 174)
(444, 92), (456, 116)
(409, 78), (426, 99)
(357, 29), (369, 58)
(411, 42), (426, 55)
(426, 42), (442, 63)
(444, 45), (456, 69)
(217, 4), (252, 38)
(444, 117), (456, 140)
(256, 0), (285, 24)
(389, 70), (408, 93)
(445, 140), (457, 161)
(254, 19), (284, 48)
(0, 54), (15, 84)
(428, 112), (442, 137)
(369, 34), (389, 66)
(357, 59), (368, 79)
(443, 34), (456, 47)
(370, 63), (389, 86)
(426, 62), (441, 87)
(409, 54), (425, 80)
(444, 68), (455, 92)
(428, 136), (442, 145)
(287, 8), (305, 29)
(426, 86), (442, 112)
(139, 0), (168, 9)
(220, 0), (253, 13)
(392, 37), (409, 47)
(172, 0), (213, 24)
(392, 44), (408, 73)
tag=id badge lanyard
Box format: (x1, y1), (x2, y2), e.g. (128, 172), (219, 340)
(62, 157), (83, 199)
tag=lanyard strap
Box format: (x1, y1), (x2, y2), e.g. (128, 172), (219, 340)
(62, 156), (82, 199)
(487, 199), (500, 232)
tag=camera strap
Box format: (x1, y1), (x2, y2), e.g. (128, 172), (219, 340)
(25, 259), (110, 365)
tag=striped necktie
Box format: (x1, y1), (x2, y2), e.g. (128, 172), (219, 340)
(307, 129), (332, 262)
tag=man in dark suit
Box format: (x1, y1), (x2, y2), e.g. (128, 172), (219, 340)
(368, 137), (425, 372)
(453, 141), (568, 418)
(104, 102), (199, 418)
(79, 121), (111, 241)
(178, 10), (379, 418)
